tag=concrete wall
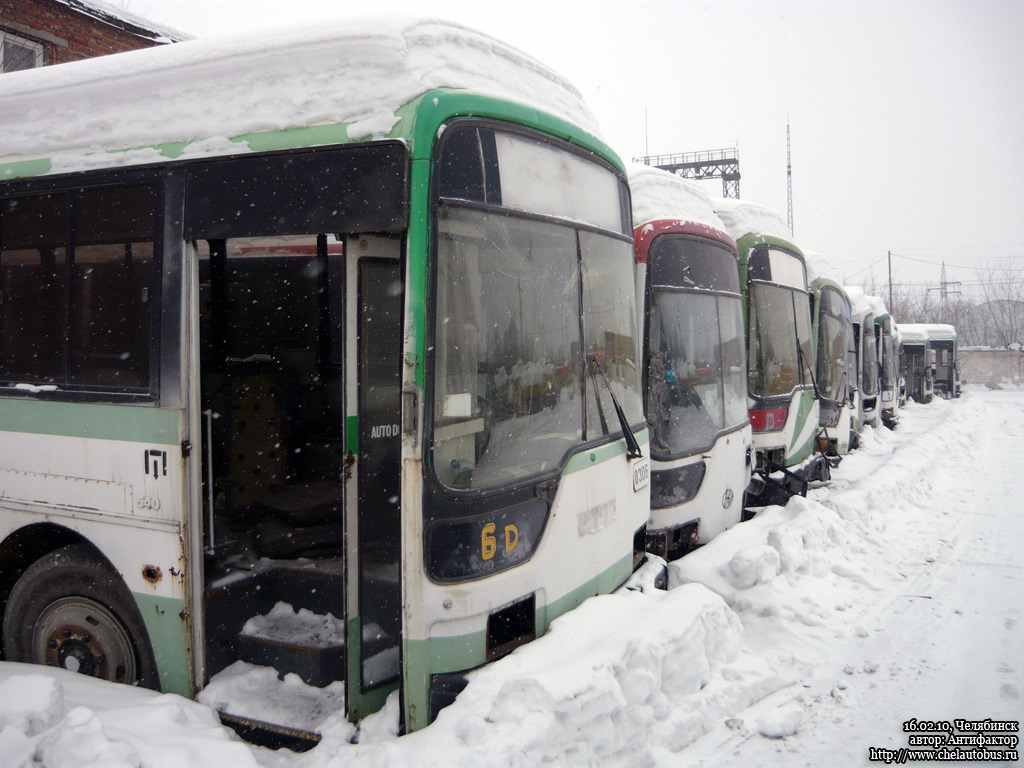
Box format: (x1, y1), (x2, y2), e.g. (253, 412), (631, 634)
(960, 349), (1024, 389)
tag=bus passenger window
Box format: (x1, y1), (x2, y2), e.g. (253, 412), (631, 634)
(0, 193), (68, 385)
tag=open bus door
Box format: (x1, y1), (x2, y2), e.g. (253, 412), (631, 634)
(343, 238), (404, 723)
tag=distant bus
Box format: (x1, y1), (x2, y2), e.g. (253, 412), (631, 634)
(927, 325), (961, 398)
(716, 201), (825, 504)
(847, 287), (881, 429)
(0, 21), (650, 738)
(899, 325), (937, 403)
(869, 298), (899, 428)
(808, 268), (854, 456)
(629, 165), (750, 558)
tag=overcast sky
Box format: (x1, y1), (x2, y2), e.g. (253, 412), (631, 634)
(131, 0), (1024, 299)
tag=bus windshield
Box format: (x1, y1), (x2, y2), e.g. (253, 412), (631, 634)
(816, 287), (850, 403)
(431, 126), (640, 492)
(746, 247), (811, 399)
(748, 283), (807, 398)
(646, 237), (746, 458)
(862, 323), (879, 395)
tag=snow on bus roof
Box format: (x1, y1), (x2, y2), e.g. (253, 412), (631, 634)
(627, 163), (728, 235)
(0, 18), (599, 172)
(804, 250), (843, 288)
(712, 197), (794, 244)
(843, 285), (875, 318)
(899, 323), (957, 341)
(867, 294), (891, 319)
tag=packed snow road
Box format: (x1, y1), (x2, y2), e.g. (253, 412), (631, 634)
(0, 390), (1021, 768)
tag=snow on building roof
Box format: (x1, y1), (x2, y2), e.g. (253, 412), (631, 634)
(712, 197), (794, 244)
(627, 163), (727, 234)
(53, 0), (193, 43)
(0, 18), (599, 173)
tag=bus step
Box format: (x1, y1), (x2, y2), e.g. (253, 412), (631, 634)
(219, 711), (320, 752)
(236, 633), (345, 688)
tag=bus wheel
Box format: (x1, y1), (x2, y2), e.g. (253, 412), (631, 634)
(2, 544), (160, 690)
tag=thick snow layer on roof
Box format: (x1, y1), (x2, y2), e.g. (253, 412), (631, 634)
(843, 285), (875, 318)
(53, 0), (192, 42)
(899, 323), (957, 341)
(627, 163), (727, 233)
(866, 294), (891, 319)
(712, 198), (794, 243)
(0, 18), (598, 168)
(804, 251), (842, 287)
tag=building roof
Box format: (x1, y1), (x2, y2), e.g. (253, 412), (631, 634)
(52, 0), (192, 43)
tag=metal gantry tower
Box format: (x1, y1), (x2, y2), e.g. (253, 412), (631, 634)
(636, 148), (741, 199)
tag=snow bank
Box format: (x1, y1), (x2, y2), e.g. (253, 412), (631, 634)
(0, 664), (259, 768)
(713, 198), (794, 243)
(0, 18), (598, 170)
(302, 584), (750, 767)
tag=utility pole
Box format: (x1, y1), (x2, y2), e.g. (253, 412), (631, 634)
(888, 250), (893, 310)
(786, 119), (793, 235)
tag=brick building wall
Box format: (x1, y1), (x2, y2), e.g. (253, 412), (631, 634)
(1, 0), (184, 68)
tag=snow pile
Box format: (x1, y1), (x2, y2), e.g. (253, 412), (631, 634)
(627, 163), (728, 234)
(0, 665), (259, 768)
(0, 19), (598, 171)
(304, 584), (762, 767)
(713, 198), (794, 243)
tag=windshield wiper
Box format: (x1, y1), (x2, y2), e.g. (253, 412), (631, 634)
(587, 354), (643, 460)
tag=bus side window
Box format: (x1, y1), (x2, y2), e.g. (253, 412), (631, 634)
(0, 184), (159, 394)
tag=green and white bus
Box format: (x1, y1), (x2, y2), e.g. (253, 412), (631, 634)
(0, 21), (650, 738)
(715, 200), (823, 504)
(869, 297), (899, 429)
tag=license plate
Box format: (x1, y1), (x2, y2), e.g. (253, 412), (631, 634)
(631, 457), (650, 492)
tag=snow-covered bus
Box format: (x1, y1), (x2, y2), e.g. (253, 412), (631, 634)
(899, 324), (935, 403)
(806, 254), (854, 457)
(0, 21), (650, 738)
(715, 201), (825, 504)
(869, 298), (899, 429)
(628, 166), (750, 558)
(846, 287), (881, 430)
(926, 324), (961, 398)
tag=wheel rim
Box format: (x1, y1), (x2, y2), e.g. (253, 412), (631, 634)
(32, 596), (137, 683)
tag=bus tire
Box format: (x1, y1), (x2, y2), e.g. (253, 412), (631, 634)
(2, 543), (160, 691)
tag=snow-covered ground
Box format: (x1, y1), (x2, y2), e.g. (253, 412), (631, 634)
(1, 390), (1021, 768)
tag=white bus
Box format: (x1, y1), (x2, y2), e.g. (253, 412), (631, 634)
(0, 20), (650, 739)
(628, 165), (750, 558)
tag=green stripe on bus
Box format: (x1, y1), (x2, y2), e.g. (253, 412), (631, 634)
(346, 415), (358, 454)
(402, 551), (634, 732)
(0, 399), (180, 445)
(786, 389), (818, 464)
(562, 428), (650, 476)
(132, 592), (192, 698)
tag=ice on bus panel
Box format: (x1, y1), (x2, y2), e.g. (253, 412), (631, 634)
(0, 19), (649, 741)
